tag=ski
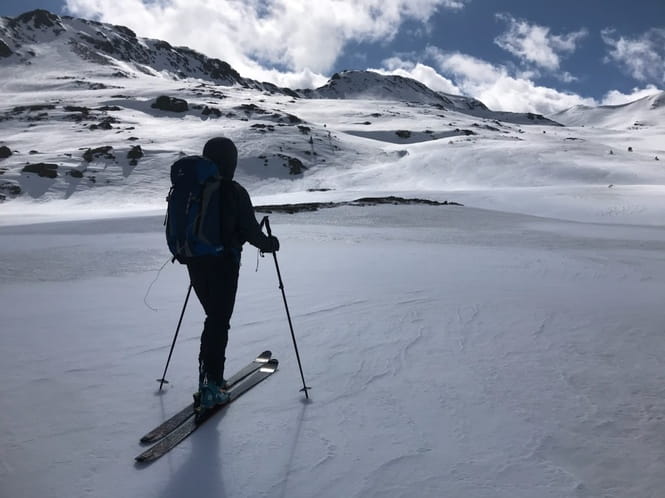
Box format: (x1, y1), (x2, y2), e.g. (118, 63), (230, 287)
(139, 351), (272, 444)
(135, 359), (278, 464)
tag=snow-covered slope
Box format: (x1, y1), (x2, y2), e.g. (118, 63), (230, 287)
(300, 70), (561, 126)
(0, 9), (295, 94)
(3, 201), (665, 498)
(2, 10), (665, 498)
(550, 91), (665, 129)
(0, 9), (664, 227)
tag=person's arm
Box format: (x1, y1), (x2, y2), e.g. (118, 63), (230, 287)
(234, 183), (279, 252)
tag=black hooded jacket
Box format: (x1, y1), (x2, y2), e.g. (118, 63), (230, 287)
(219, 180), (272, 252)
(202, 137), (272, 253)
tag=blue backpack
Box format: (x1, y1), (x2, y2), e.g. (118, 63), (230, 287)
(165, 156), (224, 263)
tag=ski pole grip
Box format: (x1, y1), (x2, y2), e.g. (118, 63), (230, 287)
(263, 216), (273, 236)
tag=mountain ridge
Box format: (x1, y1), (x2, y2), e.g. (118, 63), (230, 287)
(1, 9), (557, 125)
(1, 9), (662, 126)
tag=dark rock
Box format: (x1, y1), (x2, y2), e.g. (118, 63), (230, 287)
(256, 196), (463, 214)
(89, 117), (117, 130)
(64, 105), (90, 114)
(11, 10), (61, 29)
(151, 95), (189, 112)
(0, 146), (11, 159)
(297, 125), (311, 134)
(27, 112), (49, 121)
(22, 163), (58, 178)
(13, 104), (56, 113)
(77, 33), (115, 55)
(127, 145), (143, 160)
(236, 103), (266, 115)
(352, 196), (462, 207)
(395, 130), (411, 138)
(114, 25), (137, 39)
(69, 169), (83, 178)
(0, 40), (12, 58)
(0, 181), (22, 200)
(282, 156), (306, 175)
(285, 113), (302, 124)
(251, 123), (275, 132)
(83, 146), (114, 162)
(201, 106), (221, 117)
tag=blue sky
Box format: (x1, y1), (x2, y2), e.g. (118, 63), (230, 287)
(2, 0), (664, 113)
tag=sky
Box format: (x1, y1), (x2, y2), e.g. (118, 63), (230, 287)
(1, 0), (664, 113)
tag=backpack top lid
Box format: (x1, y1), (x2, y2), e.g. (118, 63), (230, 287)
(170, 155), (220, 184)
(202, 137), (237, 180)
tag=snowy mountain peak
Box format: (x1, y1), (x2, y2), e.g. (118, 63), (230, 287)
(0, 9), (299, 95)
(300, 69), (453, 106)
(300, 69), (559, 125)
(8, 9), (64, 30)
(551, 90), (665, 128)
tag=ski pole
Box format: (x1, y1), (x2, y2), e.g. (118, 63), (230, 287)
(262, 216), (311, 398)
(157, 283), (192, 391)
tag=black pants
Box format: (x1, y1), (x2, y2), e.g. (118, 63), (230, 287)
(186, 254), (240, 385)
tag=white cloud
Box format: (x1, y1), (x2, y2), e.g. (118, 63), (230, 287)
(376, 57), (462, 94)
(601, 85), (663, 106)
(602, 28), (665, 84)
(426, 48), (596, 114)
(494, 14), (587, 71)
(64, 0), (464, 85)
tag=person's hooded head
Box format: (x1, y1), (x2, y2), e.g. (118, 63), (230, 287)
(203, 137), (237, 180)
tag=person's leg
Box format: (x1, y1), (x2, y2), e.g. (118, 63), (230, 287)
(187, 255), (239, 386)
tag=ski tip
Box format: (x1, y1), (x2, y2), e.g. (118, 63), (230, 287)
(259, 358), (279, 373)
(257, 350), (272, 362)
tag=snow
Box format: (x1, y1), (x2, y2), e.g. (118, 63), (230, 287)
(3, 206), (665, 498)
(2, 10), (665, 498)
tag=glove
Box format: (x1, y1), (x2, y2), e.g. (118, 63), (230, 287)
(262, 235), (280, 253)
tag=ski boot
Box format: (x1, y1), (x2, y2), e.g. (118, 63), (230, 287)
(193, 376), (228, 410)
(198, 381), (230, 410)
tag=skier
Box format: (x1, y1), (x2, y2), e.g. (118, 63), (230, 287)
(189, 137), (279, 409)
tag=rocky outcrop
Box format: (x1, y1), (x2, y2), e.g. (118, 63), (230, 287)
(127, 145), (143, 165)
(22, 162), (58, 178)
(151, 96), (188, 112)
(9, 9), (64, 30)
(83, 146), (114, 162)
(256, 196), (464, 214)
(0, 40), (12, 57)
